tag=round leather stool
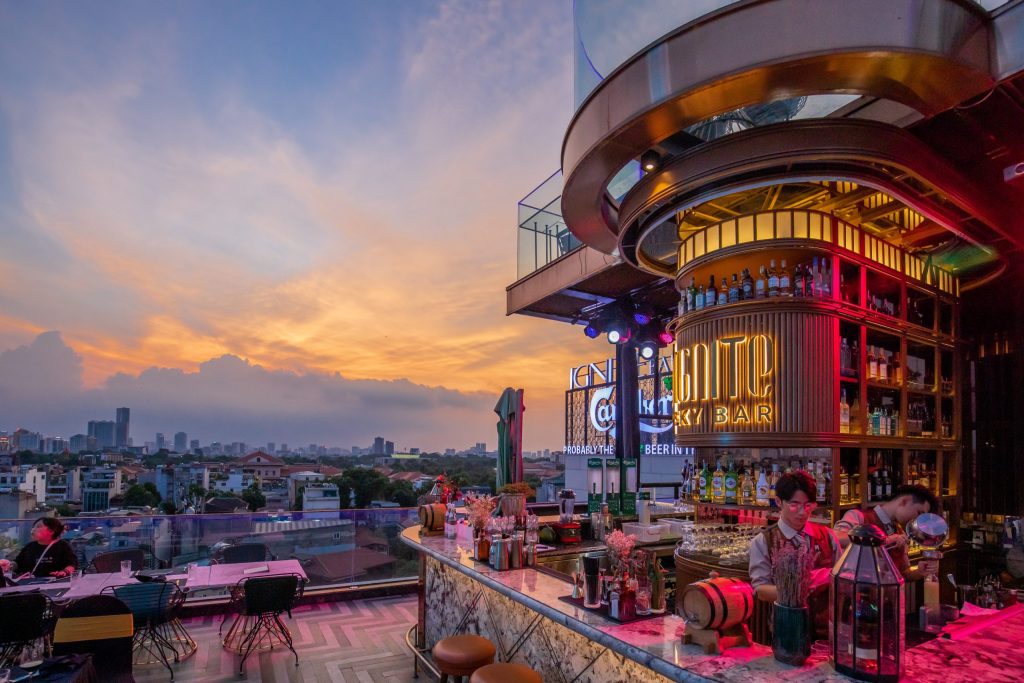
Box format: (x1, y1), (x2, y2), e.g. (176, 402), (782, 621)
(470, 662), (543, 683)
(432, 634), (496, 683)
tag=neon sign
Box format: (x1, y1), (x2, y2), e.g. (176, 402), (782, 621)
(674, 334), (776, 429)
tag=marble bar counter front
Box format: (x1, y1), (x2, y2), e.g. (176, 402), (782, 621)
(401, 526), (1024, 683)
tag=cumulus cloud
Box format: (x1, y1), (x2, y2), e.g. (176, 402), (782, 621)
(0, 332), (500, 451)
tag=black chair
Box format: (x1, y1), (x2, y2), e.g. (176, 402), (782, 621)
(52, 594), (135, 683)
(107, 582), (188, 679)
(0, 592), (52, 667)
(222, 574), (304, 676)
(217, 543), (275, 565)
(89, 549), (146, 574)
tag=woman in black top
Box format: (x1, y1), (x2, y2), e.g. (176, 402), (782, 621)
(0, 517), (78, 578)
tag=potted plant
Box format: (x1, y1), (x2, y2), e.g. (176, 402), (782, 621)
(771, 543), (813, 665)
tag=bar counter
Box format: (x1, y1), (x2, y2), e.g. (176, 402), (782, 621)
(402, 526), (1024, 682)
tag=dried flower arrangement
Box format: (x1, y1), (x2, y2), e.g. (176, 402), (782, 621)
(499, 482), (536, 499)
(606, 530), (637, 575)
(772, 543), (814, 608)
(464, 493), (497, 531)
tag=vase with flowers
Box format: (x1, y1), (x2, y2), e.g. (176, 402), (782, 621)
(771, 543), (814, 665)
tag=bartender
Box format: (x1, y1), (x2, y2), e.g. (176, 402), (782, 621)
(833, 484), (940, 579)
(0, 517), (78, 579)
(749, 471), (839, 637)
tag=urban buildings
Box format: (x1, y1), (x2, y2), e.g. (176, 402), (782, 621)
(115, 406), (130, 447)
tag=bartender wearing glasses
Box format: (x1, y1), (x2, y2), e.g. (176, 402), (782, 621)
(749, 471), (839, 637)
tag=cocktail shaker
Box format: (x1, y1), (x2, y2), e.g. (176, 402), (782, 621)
(583, 555), (601, 608)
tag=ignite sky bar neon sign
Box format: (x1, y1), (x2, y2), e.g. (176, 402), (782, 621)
(675, 334), (776, 428)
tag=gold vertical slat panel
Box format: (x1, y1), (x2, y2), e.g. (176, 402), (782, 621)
(673, 308), (835, 437)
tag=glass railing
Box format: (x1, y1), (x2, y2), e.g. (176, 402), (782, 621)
(0, 508), (421, 597)
(517, 170), (581, 279)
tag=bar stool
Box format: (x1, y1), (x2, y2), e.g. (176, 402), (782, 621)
(470, 662), (543, 683)
(431, 634), (496, 683)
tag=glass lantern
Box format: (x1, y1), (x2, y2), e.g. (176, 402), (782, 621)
(831, 525), (905, 682)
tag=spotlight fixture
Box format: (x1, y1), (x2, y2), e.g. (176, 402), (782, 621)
(638, 340), (658, 359)
(632, 312), (652, 326)
(583, 323), (600, 339)
(658, 330), (674, 346)
(640, 149), (661, 173)
(606, 323), (630, 345)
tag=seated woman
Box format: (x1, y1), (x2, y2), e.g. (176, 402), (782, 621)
(0, 517), (78, 579)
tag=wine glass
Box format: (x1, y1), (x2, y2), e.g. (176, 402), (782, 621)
(18, 639), (44, 672)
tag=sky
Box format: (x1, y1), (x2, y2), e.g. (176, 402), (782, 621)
(0, 0), (602, 452)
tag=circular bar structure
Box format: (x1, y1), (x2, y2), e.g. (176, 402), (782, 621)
(560, 0), (994, 255)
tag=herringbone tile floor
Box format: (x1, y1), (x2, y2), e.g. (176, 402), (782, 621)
(135, 595), (420, 683)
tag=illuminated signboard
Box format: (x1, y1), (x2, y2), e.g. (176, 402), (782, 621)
(565, 353), (688, 456)
(674, 334), (776, 429)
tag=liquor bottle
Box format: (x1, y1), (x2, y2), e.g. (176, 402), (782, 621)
(728, 274), (740, 303)
(768, 463), (780, 507)
(919, 462), (930, 490)
(686, 277), (697, 311)
(868, 345), (878, 380)
(870, 407), (881, 436)
(839, 389), (851, 434)
(869, 469), (880, 501)
(444, 503), (457, 539)
(768, 259), (780, 297)
(755, 466), (770, 506)
(807, 258), (818, 297)
(794, 263), (805, 297)
(690, 464), (701, 501)
(878, 350), (889, 383)
(742, 268), (754, 300)
(677, 294), (687, 316)
(712, 460), (726, 503)
(892, 353), (903, 385)
(820, 257), (831, 297)
(740, 467), (754, 505)
(840, 337), (849, 375)
(724, 460), (738, 504)
(891, 410), (899, 437)
(755, 265), (767, 299)
(696, 285), (705, 310)
(779, 259), (791, 296)
(851, 341), (859, 378)
(706, 276), (717, 308)
(840, 467), (850, 504)
(815, 463), (827, 502)
(881, 467), (892, 498)
(824, 463), (833, 506)
(718, 277), (728, 306)
(699, 461), (711, 502)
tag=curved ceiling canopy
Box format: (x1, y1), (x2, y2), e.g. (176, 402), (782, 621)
(617, 120), (1020, 282)
(561, 0), (994, 255)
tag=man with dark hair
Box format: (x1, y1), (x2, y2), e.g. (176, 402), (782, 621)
(834, 484), (940, 579)
(749, 471), (839, 637)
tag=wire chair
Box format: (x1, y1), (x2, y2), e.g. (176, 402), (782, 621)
(221, 574), (304, 676)
(107, 581), (188, 679)
(0, 592), (52, 667)
(216, 543), (275, 565)
(52, 594), (135, 683)
(89, 549), (146, 574)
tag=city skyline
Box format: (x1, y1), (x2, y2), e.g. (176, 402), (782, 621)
(0, 2), (598, 452)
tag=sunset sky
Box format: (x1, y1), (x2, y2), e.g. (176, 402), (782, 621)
(0, 1), (602, 452)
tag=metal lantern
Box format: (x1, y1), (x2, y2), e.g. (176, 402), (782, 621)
(831, 525), (905, 682)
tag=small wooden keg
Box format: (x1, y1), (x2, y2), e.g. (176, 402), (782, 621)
(681, 577), (754, 631)
(419, 503), (447, 534)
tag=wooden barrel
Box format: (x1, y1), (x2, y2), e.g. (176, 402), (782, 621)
(419, 504), (446, 531)
(681, 577), (754, 630)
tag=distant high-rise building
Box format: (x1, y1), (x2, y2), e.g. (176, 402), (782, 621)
(373, 437), (385, 455)
(280, 443), (288, 453)
(445, 448), (456, 456)
(189, 439), (200, 451)
(115, 407), (130, 448)
(475, 442), (487, 455)
(174, 432), (188, 453)
(267, 442), (276, 454)
(155, 433), (166, 451)
(385, 440), (395, 456)
(88, 421), (116, 450)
